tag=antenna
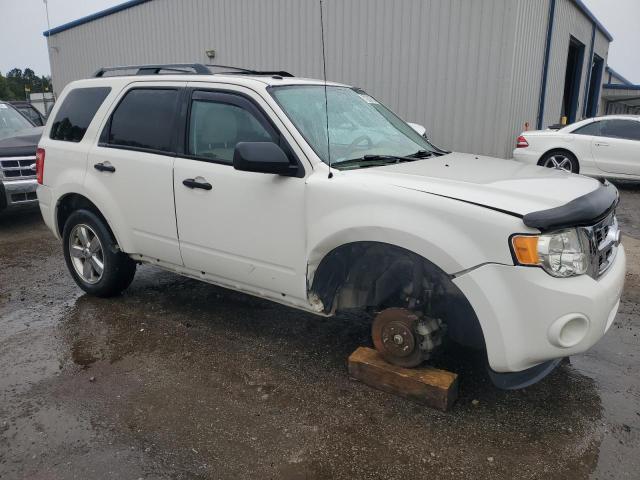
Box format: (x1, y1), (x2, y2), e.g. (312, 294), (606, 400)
(319, 0), (332, 179)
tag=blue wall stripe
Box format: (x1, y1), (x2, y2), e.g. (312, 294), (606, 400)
(537, 0), (556, 130)
(582, 23), (596, 118)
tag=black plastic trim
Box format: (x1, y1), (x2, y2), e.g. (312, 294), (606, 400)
(523, 181), (618, 232)
(488, 358), (563, 390)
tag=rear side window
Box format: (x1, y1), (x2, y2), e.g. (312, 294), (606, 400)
(600, 119), (640, 141)
(572, 121), (602, 136)
(50, 87), (111, 142)
(104, 88), (180, 153)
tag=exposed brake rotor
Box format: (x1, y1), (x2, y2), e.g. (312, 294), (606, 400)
(371, 307), (443, 368)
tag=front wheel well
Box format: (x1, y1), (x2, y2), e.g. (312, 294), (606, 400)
(309, 241), (486, 349)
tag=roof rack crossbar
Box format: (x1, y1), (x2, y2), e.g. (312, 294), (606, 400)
(205, 64), (294, 77)
(93, 63), (211, 77)
(92, 63), (295, 78)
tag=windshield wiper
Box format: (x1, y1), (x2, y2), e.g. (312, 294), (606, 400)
(332, 151), (439, 170)
(332, 155), (405, 168)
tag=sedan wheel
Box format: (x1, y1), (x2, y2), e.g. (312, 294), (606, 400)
(68, 224), (105, 284)
(543, 154), (574, 173)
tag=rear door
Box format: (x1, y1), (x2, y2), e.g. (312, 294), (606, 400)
(590, 119), (640, 175)
(85, 82), (185, 265)
(173, 84), (309, 301)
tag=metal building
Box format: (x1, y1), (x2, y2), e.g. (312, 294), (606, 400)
(600, 67), (640, 116)
(45, 0), (616, 158)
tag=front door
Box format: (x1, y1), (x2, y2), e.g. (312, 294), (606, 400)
(173, 86), (309, 301)
(591, 119), (640, 175)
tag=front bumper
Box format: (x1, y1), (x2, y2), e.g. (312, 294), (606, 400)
(0, 179), (39, 212)
(453, 245), (626, 373)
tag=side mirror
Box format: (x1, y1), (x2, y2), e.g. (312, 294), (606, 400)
(407, 122), (427, 138)
(233, 142), (294, 175)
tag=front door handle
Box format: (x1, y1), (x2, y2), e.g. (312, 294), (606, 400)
(595, 142), (609, 147)
(94, 162), (116, 172)
(183, 178), (212, 190)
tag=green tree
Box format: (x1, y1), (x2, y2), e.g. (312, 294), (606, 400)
(0, 68), (53, 100)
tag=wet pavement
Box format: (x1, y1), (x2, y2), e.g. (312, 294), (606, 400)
(1, 187), (639, 480)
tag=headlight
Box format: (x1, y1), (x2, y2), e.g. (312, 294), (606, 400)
(511, 229), (589, 277)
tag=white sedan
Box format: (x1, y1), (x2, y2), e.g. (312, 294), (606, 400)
(513, 115), (640, 179)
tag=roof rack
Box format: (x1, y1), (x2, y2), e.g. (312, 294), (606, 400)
(205, 64), (294, 77)
(93, 63), (294, 78)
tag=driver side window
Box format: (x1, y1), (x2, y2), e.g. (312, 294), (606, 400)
(188, 99), (274, 164)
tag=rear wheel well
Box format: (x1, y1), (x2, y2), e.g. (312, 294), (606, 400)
(538, 148), (580, 173)
(56, 194), (116, 242)
(309, 242), (485, 349)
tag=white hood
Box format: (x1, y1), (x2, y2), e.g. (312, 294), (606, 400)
(344, 152), (601, 216)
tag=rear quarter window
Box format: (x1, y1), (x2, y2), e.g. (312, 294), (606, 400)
(102, 88), (180, 154)
(50, 87), (111, 142)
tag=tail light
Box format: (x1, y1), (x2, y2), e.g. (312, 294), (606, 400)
(516, 135), (529, 148)
(35, 147), (45, 184)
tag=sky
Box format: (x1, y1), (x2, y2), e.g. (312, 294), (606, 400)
(0, 0), (639, 83)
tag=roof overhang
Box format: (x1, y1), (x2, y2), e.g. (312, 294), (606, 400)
(602, 84), (640, 108)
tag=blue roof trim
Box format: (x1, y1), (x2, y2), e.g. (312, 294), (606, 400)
(605, 66), (633, 86)
(603, 84), (640, 91)
(571, 0), (613, 42)
(43, 0), (151, 37)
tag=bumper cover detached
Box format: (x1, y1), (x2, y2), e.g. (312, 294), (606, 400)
(453, 245), (625, 380)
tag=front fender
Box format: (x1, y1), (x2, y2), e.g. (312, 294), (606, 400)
(306, 181), (523, 283)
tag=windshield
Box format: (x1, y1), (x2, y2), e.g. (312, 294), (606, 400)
(270, 86), (440, 167)
(0, 103), (33, 140)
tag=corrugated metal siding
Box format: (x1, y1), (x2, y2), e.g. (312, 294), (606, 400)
(46, 0), (609, 158)
(47, 0), (520, 157)
(540, 0), (600, 128)
(503, 0), (551, 155)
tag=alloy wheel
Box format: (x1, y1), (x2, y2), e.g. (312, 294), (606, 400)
(543, 154), (573, 172)
(68, 224), (105, 284)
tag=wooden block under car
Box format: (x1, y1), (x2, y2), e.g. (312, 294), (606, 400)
(347, 347), (458, 411)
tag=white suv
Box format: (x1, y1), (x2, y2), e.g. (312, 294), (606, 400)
(37, 64), (625, 389)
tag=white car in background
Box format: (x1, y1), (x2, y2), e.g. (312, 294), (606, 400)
(513, 115), (640, 179)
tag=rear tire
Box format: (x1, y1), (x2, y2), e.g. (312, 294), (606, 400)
(538, 150), (579, 174)
(62, 209), (136, 297)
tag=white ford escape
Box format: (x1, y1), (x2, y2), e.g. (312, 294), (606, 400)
(37, 64), (625, 389)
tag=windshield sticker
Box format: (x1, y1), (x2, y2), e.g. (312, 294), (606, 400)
(358, 94), (379, 105)
(0, 104), (7, 109)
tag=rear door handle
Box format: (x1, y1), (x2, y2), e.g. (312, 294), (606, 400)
(183, 178), (212, 190)
(94, 162), (116, 172)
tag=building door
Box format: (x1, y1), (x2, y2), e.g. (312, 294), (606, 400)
(561, 37), (585, 124)
(585, 54), (604, 118)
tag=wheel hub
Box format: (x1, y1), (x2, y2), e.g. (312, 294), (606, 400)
(380, 319), (416, 358)
(372, 307), (444, 368)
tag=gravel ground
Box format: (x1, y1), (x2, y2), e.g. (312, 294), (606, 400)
(1, 185), (639, 479)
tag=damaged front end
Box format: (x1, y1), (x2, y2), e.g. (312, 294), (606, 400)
(307, 242), (486, 358)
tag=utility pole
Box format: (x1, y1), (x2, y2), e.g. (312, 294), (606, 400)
(43, 0), (55, 104)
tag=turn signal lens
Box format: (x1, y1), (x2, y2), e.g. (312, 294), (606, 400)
(511, 235), (539, 265)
